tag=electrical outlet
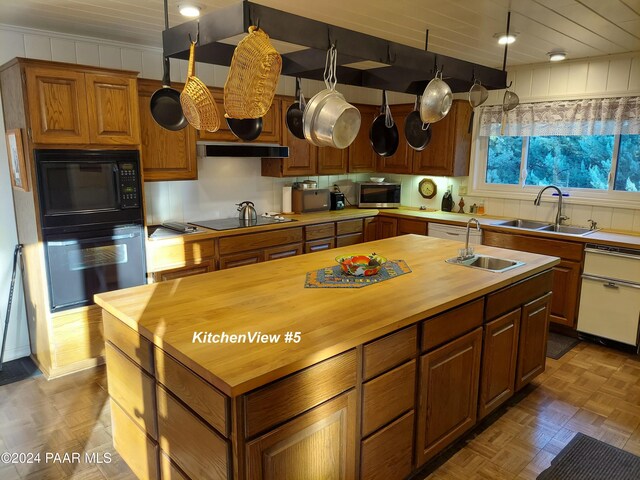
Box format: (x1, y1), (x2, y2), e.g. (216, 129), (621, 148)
(458, 185), (468, 195)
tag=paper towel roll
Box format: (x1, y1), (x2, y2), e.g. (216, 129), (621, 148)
(282, 186), (293, 214)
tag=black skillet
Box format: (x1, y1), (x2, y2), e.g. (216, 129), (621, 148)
(286, 77), (306, 139)
(369, 90), (399, 157)
(404, 95), (431, 151)
(226, 117), (264, 141)
(149, 0), (187, 131)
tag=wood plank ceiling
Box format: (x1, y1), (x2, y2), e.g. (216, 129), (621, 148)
(0, 0), (638, 68)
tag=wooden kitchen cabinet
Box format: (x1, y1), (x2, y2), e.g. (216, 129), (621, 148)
(360, 411), (414, 480)
(397, 218), (428, 236)
(416, 327), (482, 465)
(263, 243), (303, 261)
(516, 292), (552, 391)
(219, 250), (263, 269)
(317, 145), (348, 174)
(152, 261), (215, 282)
(363, 217), (378, 242)
(549, 259), (581, 328)
(262, 98), (317, 177)
(305, 237), (335, 253)
(348, 104), (378, 172)
(24, 63), (140, 145)
(412, 100), (471, 176)
(138, 79), (197, 181)
(376, 104), (413, 174)
(478, 309), (520, 420)
(246, 390), (357, 480)
(377, 216), (398, 239)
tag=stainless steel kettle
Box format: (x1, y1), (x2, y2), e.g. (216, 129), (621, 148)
(237, 201), (257, 223)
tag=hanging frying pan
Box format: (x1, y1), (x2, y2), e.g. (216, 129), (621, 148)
(150, 0), (187, 131)
(404, 95), (431, 151)
(226, 117), (263, 141)
(369, 90), (399, 157)
(286, 77), (306, 139)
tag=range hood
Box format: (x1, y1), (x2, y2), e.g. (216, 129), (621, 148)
(197, 143), (289, 158)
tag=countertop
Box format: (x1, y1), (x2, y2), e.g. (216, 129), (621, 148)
(95, 235), (559, 397)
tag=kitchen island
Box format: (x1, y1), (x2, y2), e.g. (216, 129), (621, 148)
(95, 235), (559, 480)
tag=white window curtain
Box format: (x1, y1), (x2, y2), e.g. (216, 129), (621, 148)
(478, 96), (640, 137)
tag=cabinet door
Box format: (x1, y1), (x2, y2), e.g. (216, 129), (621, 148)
(516, 292), (552, 391)
(219, 251), (263, 270)
(397, 218), (427, 236)
(377, 217), (397, 239)
(246, 390), (357, 480)
(138, 80), (197, 181)
(550, 260), (580, 328)
(413, 101), (471, 177)
(478, 309), (520, 420)
(348, 104), (377, 172)
(152, 261), (214, 282)
(281, 98), (317, 176)
(318, 146), (348, 175)
(363, 217), (378, 242)
(376, 105), (413, 174)
(416, 327), (482, 465)
(85, 73), (140, 144)
(264, 243), (303, 261)
(25, 66), (90, 144)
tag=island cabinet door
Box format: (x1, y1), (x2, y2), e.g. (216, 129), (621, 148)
(245, 390), (357, 480)
(415, 327), (482, 466)
(516, 292), (552, 391)
(478, 309), (521, 420)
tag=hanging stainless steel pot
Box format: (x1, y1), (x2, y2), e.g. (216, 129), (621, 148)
(420, 71), (452, 123)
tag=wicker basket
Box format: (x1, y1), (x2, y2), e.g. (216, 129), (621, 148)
(180, 41), (221, 132)
(224, 26), (282, 119)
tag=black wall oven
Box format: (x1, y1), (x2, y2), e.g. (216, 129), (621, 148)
(35, 149), (146, 312)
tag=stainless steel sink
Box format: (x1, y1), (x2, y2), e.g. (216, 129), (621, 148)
(538, 224), (597, 235)
(493, 219), (552, 230)
(492, 219), (599, 236)
(446, 254), (525, 273)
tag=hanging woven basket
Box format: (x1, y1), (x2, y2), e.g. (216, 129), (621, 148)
(224, 26), (282, 119)
(180, 41), (221, 132)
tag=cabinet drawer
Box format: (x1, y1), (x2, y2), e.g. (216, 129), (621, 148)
(336, 233), (363, 248)
(244, 349), (357, 437)
(160, 452), (188, 480)
(154, 261), (214, 282)
(218, 227), (303, 255)
(157, 385), (230, 480)
(305, 238), (335, 253)
(264, 242), (303, 261)
(103, 311), (154, 373)
(106, 342), (157, 439)
(362, 360), (416, 437)
(361, 411), (414, 480)
(305, 222), (335, 240)
(485, 269), (553, 321)
(363, 325), (417, 380)
(218, 250), (263, 270)
(155, 347), (229, 437)
(483, 230), (583, 261)
(421, 299), (484, 351)
(110, 399), (159, 480)
(336, 218), (363, 236)
(147, 239), (215, 272)
(398, 219), (427, 236)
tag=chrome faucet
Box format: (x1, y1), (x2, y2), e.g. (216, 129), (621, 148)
(533, 185), (569, 229)
(458, 218), (481, 260)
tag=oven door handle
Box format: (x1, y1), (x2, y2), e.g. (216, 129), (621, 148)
(47, 233), (138, 247)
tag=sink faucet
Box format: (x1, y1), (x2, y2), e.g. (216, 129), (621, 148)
(458, 218), (481, 260)
(533, 185), (569, 229)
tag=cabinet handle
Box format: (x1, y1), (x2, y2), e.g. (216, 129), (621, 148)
(603, 282), (619, 289)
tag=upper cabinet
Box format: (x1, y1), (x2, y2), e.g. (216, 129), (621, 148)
(24, 64), (140, 145)
(348, 104), (377, 173)
(412, 100), (472, 176)
(138, 79), (197, 181)
(376, 104), (413, 174)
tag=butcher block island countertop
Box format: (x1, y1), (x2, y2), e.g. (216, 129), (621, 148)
(95, 235), (560, 480)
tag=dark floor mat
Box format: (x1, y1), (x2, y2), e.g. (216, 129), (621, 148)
(0, 356), (41, 386)
(538, 433), (640, 480)
(546, 332), (580, 360)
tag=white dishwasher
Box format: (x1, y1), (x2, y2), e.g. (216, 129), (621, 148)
(428, 223), (482, 245)
(577, 244), (640, 349)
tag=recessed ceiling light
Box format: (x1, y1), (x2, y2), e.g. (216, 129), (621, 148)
(548, 51), (567, 62)
(179, 4), (200, 17)
(494, 33), (517, 45)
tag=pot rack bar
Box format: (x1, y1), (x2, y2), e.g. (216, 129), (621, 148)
(162, 1), (507, 94)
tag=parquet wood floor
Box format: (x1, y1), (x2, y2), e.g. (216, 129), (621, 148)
(0, 341), (637, 479)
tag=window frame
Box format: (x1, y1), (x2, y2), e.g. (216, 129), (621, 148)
(469, 133), (640, 209)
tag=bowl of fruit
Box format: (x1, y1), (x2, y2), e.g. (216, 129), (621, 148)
(335, 253), (387, 276)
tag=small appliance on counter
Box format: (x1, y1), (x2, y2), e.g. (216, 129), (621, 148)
(330, 191), (345, 210)
(292, 186), (330, 213)
(237, 201), (258, 223)
(441, 187), (454, 212)
(356, 182), (401, 208)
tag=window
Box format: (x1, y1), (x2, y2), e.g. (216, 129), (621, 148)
(486, 134), (638, 192)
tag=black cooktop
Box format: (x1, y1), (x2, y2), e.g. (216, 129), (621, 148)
(189, 217), (297, 231)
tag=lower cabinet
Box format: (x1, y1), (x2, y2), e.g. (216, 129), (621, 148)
(245, 390), (357, 480)
(152, 261), (215, 282)
(478, 309), (520, 420)
(416, 327), (482, 465)
(516, 292), (552, 391)
(397, 218), (428, 236)
(219, 250), (263, 269)
(305, 237), (335, 253)
(377, 217), (398, 239)
(360, 411), (414, 480)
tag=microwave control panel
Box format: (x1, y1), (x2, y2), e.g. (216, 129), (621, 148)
(119, 163), (140, 208)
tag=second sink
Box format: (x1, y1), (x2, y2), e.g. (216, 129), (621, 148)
(493, 219), (552, 229)
(446, 254), (525, 273)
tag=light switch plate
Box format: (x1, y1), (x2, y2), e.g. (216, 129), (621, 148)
(458, 185), (468, 195)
